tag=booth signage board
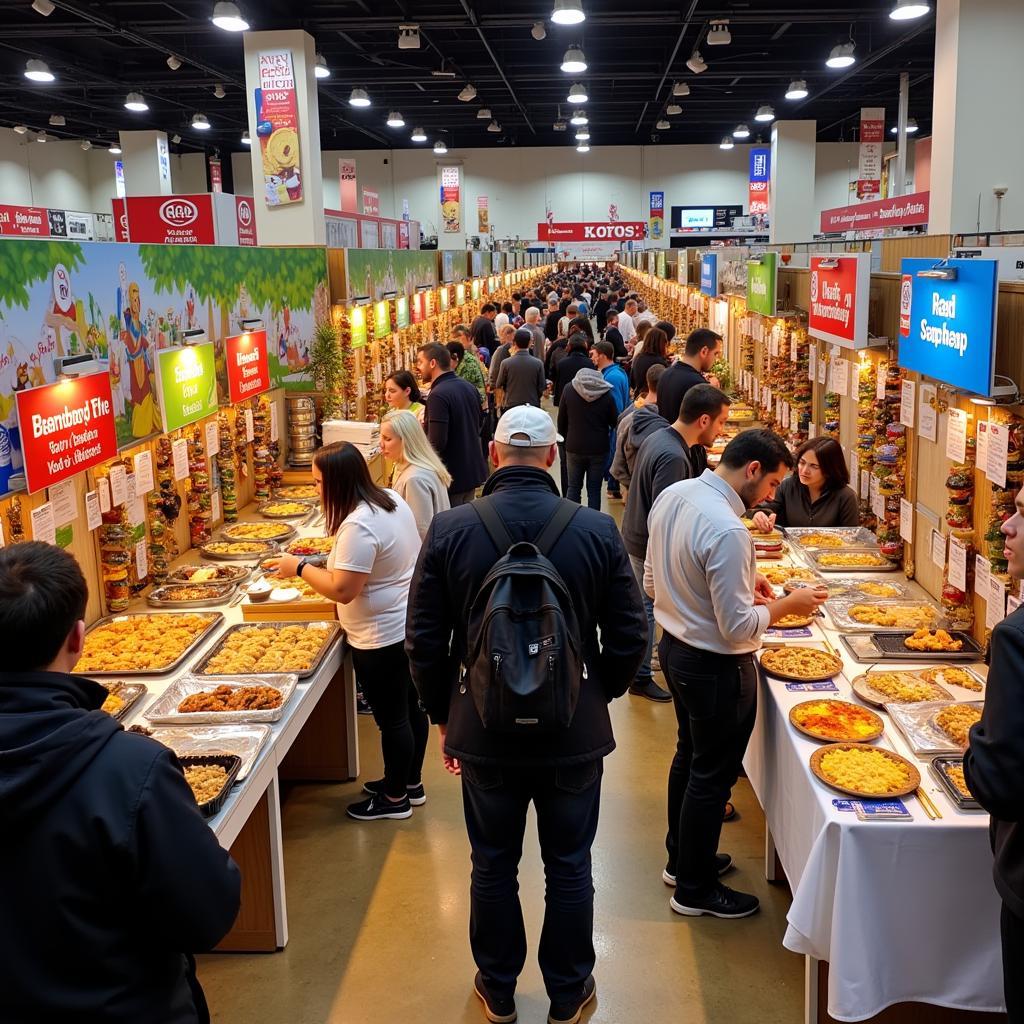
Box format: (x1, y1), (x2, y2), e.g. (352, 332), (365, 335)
(154, 343), (218, 431)
(898, 257), (999, 397)
(349, 305), (367, 349)
(808, 253), (871, 348)
(749, 149), (771, 216)
(235, 197), (258, 246)
(16, 372), (119, 494)
(537, 222), (646, 242)
(656, 250), (667, 279)
(746, 253), (778, 316)
(820, 191), (930, 234)
(649, 191), (665, 241)
(123, 195), (217, 244)
(224, 330), (271, 404)
(700, 253), (719, 297)
(395, 295), (409, 328)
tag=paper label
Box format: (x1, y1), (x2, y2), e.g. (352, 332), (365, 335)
(946, 408), (968, 463)
(126, 476), (145, 528)
(918, 384), (937, 442)
(85, 489), (102, 531)
(135, 538), (148, 580)
(853, 799), (912, 821)
(172, 438), (189, 481)
(987, 422), (1009, 488)
(790, 334), (799, 364)
(949, 536), (968, 591)
(860, 469), (870, 500)
(98, 477), (111, 513)
(808, 346), (817, 383)
(831, 358), (849, 397)
(931, 528), (946, 568)
(870, 474), (884, 518)
(244, 408), (255, 443)
(108, 464), (128, 506)
(30, 503), (56, 545)
(876, 364), (887, 401)
(808, 422), (817, 439)
(899, 379), (916, 429)
(270, 403), (279, 444)
(977, 419), (991, 471)
(786, 680), (839, 692)
(49, 478), (78, 527)
(899, 498), (914, 543)
(212, 488), (222, 524)
(205, 419), (220, 458)
(133, 451), (154, 495)
(850, 452), (859, 492)
(976, 555), (992, 603)
(766, 626), (813, 638)
(987, 575), (1006, 629)
(817, 358), (827, 386)
(851, 363), (861, 402)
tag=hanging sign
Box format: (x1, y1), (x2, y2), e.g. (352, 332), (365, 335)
(857, 107), (886, 199)
(537, 222), (646, 242)
(122, 194), (217, 244)
(808, 253), (871, 348)
(748, 148), (771, 217)
(746, 253), (778, 316)
(349, 305), (367, 349)
(339, 158), (358, 212)
(649, 191), (665, 241)
(820, 191), (930, 234)
(440, 166), (461, 232)
(224, 330), (271, 404)
(16, 372), (119, 494)
(154, 343), (218, 432)
(699, 253), (719, 297)
(477, 195), (489, 233)
(361, 188), (380, 217)
(256, 49), (303, 207)
(898, 258), (998, 396)
(209, 157), (223, 193)
(235, 196), (257, 246)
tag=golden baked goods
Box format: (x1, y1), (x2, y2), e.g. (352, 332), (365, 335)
(202, 624), (331, 675)
(791, 700), (883, 742)
(816, 745), (916, 796)
(178, 684), (284, 713)
(933, 704), (982, 747)
(183, 763), (229, 804)
(100, 690), (125, 715)
(799, 533), (846, 548)
(263, 575), (321, 601)
(262, 127), (299, 175)
(204, 540), (276, 556)
(153, 585), (230, 603)
(774, 613), (815, 628)
(857, 582), (903, 599)
(75, 614), (216, 673)
(275, 485), (319, 500)
(222, 523), (291, 540)
(942, 762), (972, 800)
(861, 671), (947, 703)
(760, 647), (843, 680)
(848, 604), (938, 628)
(920, 666), (983, 692)
(760, 566), (818, 585)
(286, 536), (333, 556)
(260, 501), (310, 517)
(905, 629), (963, 652)
(818, 552), (888, 567)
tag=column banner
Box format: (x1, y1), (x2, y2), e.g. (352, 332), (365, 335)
(339, 158), (358, 212)
(256, 49), (303, 208)
(857, 107), (885, 199)
(440, 166), (461, 232)
(648, 191), (665, 241)
(209, 158), (223, 193)
(477, 195), (489, 233)
(749, 149), (771, 216)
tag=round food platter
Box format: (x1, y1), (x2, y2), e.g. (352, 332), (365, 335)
(200, 539), (280, 561)
(810, 743), (920, 799)
(273, 485), (319, 501)
(783, 579), (843, 597)
(772, 614), (816, 630)
(220, 522), (296, 544)
(789, 699), (884, 744)
(284, 536), (334, 557)
(257, 499), (316, 520)
(759, 647), (844, 682)
(166, 563), (252, 586)
(850, 671), (952, 709)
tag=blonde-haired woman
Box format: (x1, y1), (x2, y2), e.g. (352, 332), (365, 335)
(380, 409), (452, 539)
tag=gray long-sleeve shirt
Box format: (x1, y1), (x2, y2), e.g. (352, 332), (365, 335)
(495, 350), (546, 409)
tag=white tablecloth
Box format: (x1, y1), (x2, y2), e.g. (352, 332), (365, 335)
(744, 620), (1006, 1021)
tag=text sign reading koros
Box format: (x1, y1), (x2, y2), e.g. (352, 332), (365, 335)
(122, 194), (217, 244)
(16, 372), (119, 494)
(808, 253), (871, 349)
(536, 221), (646, 242)
(225, 330), (271, 404)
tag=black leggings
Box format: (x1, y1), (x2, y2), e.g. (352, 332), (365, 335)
(350, 641), (429, 799)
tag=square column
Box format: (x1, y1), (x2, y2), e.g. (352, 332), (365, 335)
(118, 130), (173, 196)
(769, 120), (817, 244)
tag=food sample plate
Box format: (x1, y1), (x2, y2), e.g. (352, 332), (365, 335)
(929, 756), (982, 811)
(772, 614), (817, 629)
(931, 702), (983, 748)
(840, 631), (984, 663)
(851, 671), (953, 708)
(147, 582), (237, 608)
(179, 754), (242, 817)
(917, 665), (985, 694)
(76, 613), (223, 676)
(814, 578), (910, 601)
(144, 724), (272, 780)
(826, 599), (943, 633)
(760, 646), (844, 682)
(145, 674), (299, 724)
(166, 564), (252, 586)
(221, 522), (296, 544)
(785, 527), (880, 549)
(98, 681), (147, 720)
(273, 485), (319, 501)
(809, 548), (897, 572)
(886, 700), (983, 756)
(759, 565), (821, 587)
(257, 499), (316, 520)
(811, 743), (921, 798)
(200, 540), (279, 561)
(192, 621), (341, 679)
(284, 536), (334, 557)
(790, 699), (884, 744)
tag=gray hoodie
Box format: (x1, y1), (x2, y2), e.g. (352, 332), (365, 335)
(571, 367), (613, 402)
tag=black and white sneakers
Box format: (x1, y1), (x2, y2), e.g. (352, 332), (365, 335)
(362, 778), (427, 806)
(669, 883), (760, 919)
(662, 853), (733, 886)
(345, 794), (412, 821)
(547, 975), (596, 1024)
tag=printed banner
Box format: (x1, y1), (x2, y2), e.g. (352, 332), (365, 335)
(345, 249), (438, 302)
(362, 188), (380, 217)
(477, 195), (489, 233)
(537, 222), (646, 242)
(808, 253), (871, 348)
(440, 166), (461, 233)
(820, 191), (930, 233)
(700, 253), (719, 297)
(857, 107), (885, 199)
(339, 158), (358, 212)
(224, 329), (271, 404)
(746, 253), (778, 317)
(648, 191), (665, 241)
(112, 198), (129, 242)
(154, 343), (218, 432)
(209, 158), (223, 194)
(398, 221), (410, 249)
(749, 148), (771, 217)
(122, 195), (217, 245)
(235, 196), (257, 246)
(256, 49), (303, 208)
(0, 206), (49, 237)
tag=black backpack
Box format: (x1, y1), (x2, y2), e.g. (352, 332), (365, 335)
(465, 497), (584, 733)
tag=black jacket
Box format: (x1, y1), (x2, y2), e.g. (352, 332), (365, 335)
(406, 466), (646, 766)
(557, 372), (619, 457)
(0, 673), (240, 1023)
(630, 352), (670, 395)
(553, 350), (593, 405)
(544, 309), (562, 343)
(656, 360), (708, 426)
(425, 371), (488, 493)
(752, 474), (860, 528)
(593, 298), (611, 333)
(965, 606), (1024, 918)
(470, 315), (498, 353)
(604, 326), (628, 360)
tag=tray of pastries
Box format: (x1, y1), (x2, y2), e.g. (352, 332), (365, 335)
(257, 499), (316, 520)
(179, 754), (242, 817)
(142, 724), (272, 780)
(790, 699), (884, 744)
(811, 743), (921, 799)
(284, 536), (334, 557)
(147, 582), (237, 608)
(98, 680), (147, 720)
(918, 665), (984, 693)
(166, 563), (252, 586)
(784, 527), (880, 549)
(886, 700), (983, 756)
(929, 756), (982, 810)
(760, 646), (844, 682)
(827, 600), (942, 632)
(145, 674), (299, 724)
(759, 565), (820, 587)
(200, 539), (279, 561)
(851, 670), (953, 708)
(193, 621), (341, 679)
(75, 613), (222, 676)
(273, 484), (319, 501)
(810, 549), (896, 572)
(220, 522), (296, 544)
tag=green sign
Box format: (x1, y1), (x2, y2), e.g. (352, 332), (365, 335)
(350, 305), (367, 349)
(456, 283), (467, 305)
(746, 253), (778, 316)
(471, 279), (481, 301)
(656, 251), (666, 279)
(395, 295), (410, 328)
(155, 343), (218, 432)
(374, 300), (391, 336)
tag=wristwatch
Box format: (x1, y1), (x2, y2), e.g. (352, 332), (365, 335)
(296, 557), (311, 578)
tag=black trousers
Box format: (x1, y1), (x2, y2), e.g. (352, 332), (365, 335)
(660, 634), (758, 896)
(460, 760), (603, 1003)
(350, 641), (429, 798)
(1004, 904), (1024, 1022)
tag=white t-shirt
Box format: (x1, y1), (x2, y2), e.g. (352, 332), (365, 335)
(329, 490), (421, 649)
(618, 311), (636, 345)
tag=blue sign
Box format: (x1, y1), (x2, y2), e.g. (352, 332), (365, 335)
(700, 253), (719, 296)
(749, 148), (771, 182)
(898, 258), (999, 397)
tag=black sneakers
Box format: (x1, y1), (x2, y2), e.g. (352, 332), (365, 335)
(548, 975), (596, 1024)
(669, 883), (760, 919)
(345, 794), (412, 821)
(628, 679), (672, 703)
(473, 971), (517, 1023)
(362, 778), (427, 806)
(662, 853), (733, 886)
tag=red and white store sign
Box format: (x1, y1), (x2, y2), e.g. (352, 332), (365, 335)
(112, 198), (130, 242)
(235, 196), (258, 246)
(362, 188), (380, 217)
(398, 221), (410, 249)
(819, 191), (930, 234)
(537, 221), (646, 242)
(0, 205), (49, 236)
(857, 107), (886, 198)
(16, 372), (119, 494)
(224, 330), (271, 404)
(122, 194), (217, 244)
(748, 180), (769, 216)
(807, 253), (871, 349)
(209, 158), (223, 194)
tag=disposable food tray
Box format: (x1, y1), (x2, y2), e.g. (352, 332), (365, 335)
(145, 674), (299, 724)
(79, 612), (224, 677)
(191, 621), (342, 680)
(179, 754), (242, 818)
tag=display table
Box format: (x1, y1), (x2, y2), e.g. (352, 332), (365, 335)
(744, 571), (1005, 1023)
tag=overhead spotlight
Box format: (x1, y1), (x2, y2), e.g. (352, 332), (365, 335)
(314, 54), (330, 78)
(24, 59), (55, 82)
(48, 113), (65, 126)
(706, 20), (731, 45)
(686, 51), (707, 74)
(666, 103), (682, 116)
(80, 140), (91, 151)
(398, 24), (420, 50)
(560, 46), (587, 73)
(32, 0), (55, 15)
(387, 111), (405, 127)
(124, 92), (148, 112)
(211, 2), (249, 31)
(13, 125), (28, 135)
(458, 83), (477, 101)
(240, 130), (250, 144)
(890, 0), (931, 19)
(172, 133), (182, 144)
(656, 118), (670, 130)
(213, 83), (226, 99)
(890, 117), (919, 134)
(575, 129), (590, 140)
(673, 81), (691, 97)
(732, 123), (750, 138)
(167, 54), (183, 70)
(531, 21), (547, 41)
(826, 42), (856, 69)
(568, 83), (588, 104)
(755, 104), (775, 122)
(477, 107), (492, 119)
(785, 79), (808, 100)
(720, 136), (734, 149)
(433, 139), (448, 154)
(551, 0), (585, 26)
(570, 110), (587, 126)
(349, 87), (371, 107)
(411, 126), (427, 142)
(553, 119), (567, 131)
(487, 120), (501, 133)
(191, 112), (211, 130)
(576, 143), (590, 153)
(108, 143), (122, 154)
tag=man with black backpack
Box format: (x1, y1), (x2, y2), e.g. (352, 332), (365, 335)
(406, 405), (647, 1024)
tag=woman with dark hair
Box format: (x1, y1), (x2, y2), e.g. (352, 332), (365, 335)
(267, 442), (428, 821)
(384, 370), (425, 424)
(751, 435), (860, 530)
(567, 314), (595, 346)
(630, 326), (670, 395)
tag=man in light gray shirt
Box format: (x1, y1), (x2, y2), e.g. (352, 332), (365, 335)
(523, 306), (546, 357)
(645, 430), (826, 922)
(495, 328), (546, 413)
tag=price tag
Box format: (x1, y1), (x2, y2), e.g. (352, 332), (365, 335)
(244, 408), (255, 443)
(808, 345), (817, 383)
(171, 438), (189, 481)
(860, 469), (870, 500)
(899, 498), (914, 543)
(212, 488), (222, 524)
(135, 539), (148, 581)
(876, 363), (887, 401)
(782, 401), (790, 430)
(899, 379), (916, 429)
(918, 385), (937, 442)
(977, 419), (991, 472)
(946, 408), (968, 463)
(987, 422), (1009, 488)
(133, 451), (154, 494)
(817, 357), (826, 386)
(30, 503), (56, 545)
(975, 555), (992, 603)
(948, 537), (968, 591)
(808, 422), (817, 439)
(270, 403), (279, 443)
(831, 358), (849, 397)
(931, 528), (946, 568)
(870, 475), (884, 518)
(98, 477), (111, 514)
(790, 335), (799, 363)
(108, 464), (128, 506)
(85, 489), (102, 531)
(851, 362), (861, 402)
(987, 575), (1007, 629)
(850, 451), (859, 491)
(126, 476), (145, 528)
(49, 478), (78, 527)
(205, 419), (220, 458)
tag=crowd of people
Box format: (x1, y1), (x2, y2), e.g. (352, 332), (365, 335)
(4, 263), (1022, 1024)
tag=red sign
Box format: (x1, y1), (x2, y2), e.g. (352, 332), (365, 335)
(899, 274), (913, 337)
(224, 330), (271, 404)
(857, 107), (886, 198)
(111, 198), (130, 242)
(411, 292), (425, 324)
(0, 205), (49, 237)
(748, 180), (769, 216)
(209, 158), (223, 194)
(808, 253), (871, 349)
(398, 221), (410, 249)
(819, 191), (930, 234)
(123, 194), (217, 244)
(537, 221), (646, 242)
(235, 196), (258, 246)
(16, 372), (118, 494)
(362, 188), (380, 217)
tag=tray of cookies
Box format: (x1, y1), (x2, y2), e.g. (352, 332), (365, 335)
(75, 612), (223, 676)
(759, 646), (844, 682)
(145, 674), (299, 724)
(191, 621), (341, 680)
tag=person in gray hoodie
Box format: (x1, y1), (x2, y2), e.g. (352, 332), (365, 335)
(557, 363), (619, 510)
(611, 363), (669, 494)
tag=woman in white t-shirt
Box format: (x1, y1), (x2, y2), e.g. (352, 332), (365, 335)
(268, 442), (427, 822)
(380, 409), (451, 540)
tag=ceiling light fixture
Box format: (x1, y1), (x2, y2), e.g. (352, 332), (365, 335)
(551, 0), (585, 26)
(80, 140), (91, 151)
(213, 83), (226, 99)
(673, 81), (691, 97)
(560, 46), (587, 73)
(48, 114), (65, 126)
(568, 83), (588, 104)
(32, 0), (55, 15)
(433, 139), (448, 154)
(314, 54), (330, 78)
(666, 103), (682, 116)
(411, 126), (427, 142)
(891, 117), (920, 134)
(387, 111), (405, 127)
(211, 2), (249, 31)
(890, 0), (931, 19)
(686, 51), (707, 74)
(553, 119), (567, 131)
(191, 112), (211, 130)
(487, 120), (501, 133)
(575, 129), (590, 140)
(785, 79), (808, 100)
(458, 83), (477, 101)
(826, 42), (856, 69)
(656, 118), (670, 130)
(477, 107), (492, 119)
(531, 21), (547, 41)
(172, 133), (182, 144)
(13, 125), (28, 135)
(706, 20), (731, 45)
(732, 123), (750, 138)
(754, 104), (775, 122)
(124, 92), (148, 112)
(240, 130), (251, 144)
(576, 143), (590, 153)
(398, 24), (421, 49)
(349, 87), (371, 107)
(167, 54), (183, 70)
(24, 59), (55, 82)
(35, 132), (48, 143)
(570, 109), (587, 125)
(720, 136), (734, 149)
(108, 143), (122, 154)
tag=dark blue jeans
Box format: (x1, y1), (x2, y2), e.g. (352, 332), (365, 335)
(460, 760), (603, 1003)
(565, 452), (605, 510)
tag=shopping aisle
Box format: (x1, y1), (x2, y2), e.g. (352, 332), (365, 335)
(197, 696), (804, 1024)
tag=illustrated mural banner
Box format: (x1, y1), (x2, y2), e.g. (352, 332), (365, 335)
(345, 249), (439, 302)
(440, 166), (461, 233)
(478, 195), (489, 233)
(649, 192), (665, 242)
(256, 49), (303, 207)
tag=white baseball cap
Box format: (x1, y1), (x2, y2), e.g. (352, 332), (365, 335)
(494, 405), (560, 447)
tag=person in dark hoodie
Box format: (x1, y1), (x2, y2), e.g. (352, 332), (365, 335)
(557, 356), (619, 510)
(0, 541), (240, 1024)
(965, 487), (1024, 1022)
(552, 334), (594, 497)
(611, 362), (669, 495)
